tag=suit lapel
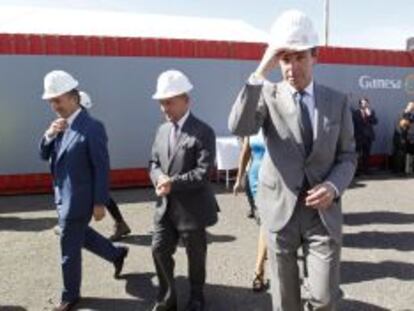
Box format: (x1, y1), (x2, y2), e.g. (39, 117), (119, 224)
(159, 123), (171, 172)
(167, 114), (193, 172)
(273, 83), (306, 156)
(307, 83), (328, 161)
(56, 110), (87, 162)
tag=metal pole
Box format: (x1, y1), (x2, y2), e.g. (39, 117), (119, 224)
(324, 0), (330, 46)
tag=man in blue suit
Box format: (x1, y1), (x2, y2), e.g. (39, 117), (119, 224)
(39, 70), (128, 311)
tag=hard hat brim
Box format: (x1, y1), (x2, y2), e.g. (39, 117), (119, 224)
(152, 87), (192, 100)
(42, 90), (68, 100)
(268, 43), (317, 54)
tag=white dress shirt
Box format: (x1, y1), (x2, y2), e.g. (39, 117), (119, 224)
(169, 109), (190, 151)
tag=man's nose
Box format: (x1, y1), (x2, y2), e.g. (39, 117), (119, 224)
(290, 60), (300, 71)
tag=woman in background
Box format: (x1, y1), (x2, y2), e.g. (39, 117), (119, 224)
(233, 130), (268, 292)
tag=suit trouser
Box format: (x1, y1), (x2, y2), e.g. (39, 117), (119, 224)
(266, 200), (341, 311)
(59, 219), (123, 302)
(152, 216), (207, 307)
(356, 141), (372, 172)
(106, 197), (124, 223)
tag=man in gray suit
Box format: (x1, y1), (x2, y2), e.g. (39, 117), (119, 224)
(149, 70), (219, 311)
(228, 10), (356, 311)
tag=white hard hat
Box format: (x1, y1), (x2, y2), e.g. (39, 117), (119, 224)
(268, 10), (319, 52)
(79, 91), (93, 109)
(152, 70), (193, 100)
(42, 70), (79, 100)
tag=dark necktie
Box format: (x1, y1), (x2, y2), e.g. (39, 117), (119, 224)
(295, 91), (313, 156)
(54, 132), (64, 154)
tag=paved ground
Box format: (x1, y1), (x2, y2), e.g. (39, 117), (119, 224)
(0, 174), (414, 311)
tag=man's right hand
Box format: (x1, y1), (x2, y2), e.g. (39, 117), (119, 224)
(255, 46), (280, 79)
(156, 174), (172, 197)
(45, 118), (67, 139)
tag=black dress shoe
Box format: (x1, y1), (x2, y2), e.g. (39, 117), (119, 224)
(52, 299), (79, 311)
(109, 221), (131, 241)
(114, 246), (129, 279)
(151, 302), (177, 311)
(185, 298), (205, 311)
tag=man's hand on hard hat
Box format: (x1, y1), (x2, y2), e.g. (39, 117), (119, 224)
(45, 118), (68, 140)
(254, 46), (281, 80)
(156, 174), (172, 196)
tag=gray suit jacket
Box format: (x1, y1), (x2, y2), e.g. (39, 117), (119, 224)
(149, 113), (219, 230)
(228, 81), (357, 242)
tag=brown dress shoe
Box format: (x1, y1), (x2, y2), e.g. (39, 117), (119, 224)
(109, 221), (131, 241)
(52, 299), (79, 311)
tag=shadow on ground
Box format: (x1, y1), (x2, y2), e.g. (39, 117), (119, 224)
(344, 211), (414, 226)
(0, 187), (156, 214)
(338, 299), (388, 311)
(341, 260), (414, 284)
(121, 232), (236, 247)
(343, 231), (414, 251)
(75, 273), (389, 311)
(0, 216), (56, 232)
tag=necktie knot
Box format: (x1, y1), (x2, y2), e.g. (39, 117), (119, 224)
(295, 90), (307, 102)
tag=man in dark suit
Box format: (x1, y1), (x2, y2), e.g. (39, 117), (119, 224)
(229, 10), (356, 311)
(149, 70), (219, 311)
(39, 70), (128, 311)
(352, 97), (378, 173)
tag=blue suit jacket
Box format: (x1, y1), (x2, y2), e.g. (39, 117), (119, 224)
(40, 109), (110, 221)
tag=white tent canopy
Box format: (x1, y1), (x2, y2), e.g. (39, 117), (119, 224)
(0, 6), (269, 43)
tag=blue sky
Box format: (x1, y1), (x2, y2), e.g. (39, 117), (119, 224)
(1, 0), (413, 50)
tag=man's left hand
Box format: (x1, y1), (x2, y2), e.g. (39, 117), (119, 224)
(93, 205), (106, 221)
(156, 176), (172, 196)
(305, 182), (336, 209)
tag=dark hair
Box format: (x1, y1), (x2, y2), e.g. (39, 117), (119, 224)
(310, 47), (318, 57)
(359, 97), (369, 105)
(67, 89), (81, 106)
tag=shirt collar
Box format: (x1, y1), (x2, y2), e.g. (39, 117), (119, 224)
(175, 109), (190, 129)
(65, 107), (82, 127)
(285, 80), (314, 98)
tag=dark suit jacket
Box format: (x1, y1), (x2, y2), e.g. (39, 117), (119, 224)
(149, 113), (219, 230)
(39, 109), (110, 221)
(352, 108), (378, 145)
